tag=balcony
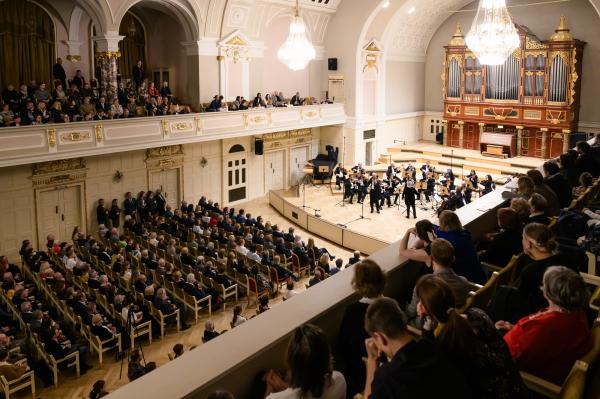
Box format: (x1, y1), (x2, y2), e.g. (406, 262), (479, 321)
(0, 104), (346, 168)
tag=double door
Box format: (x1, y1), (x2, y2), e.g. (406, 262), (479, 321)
(149, 168), (181, 210)
(265, 150), (285, 191)
(290, 145), (310, 186)
(37, 185), (82, 247)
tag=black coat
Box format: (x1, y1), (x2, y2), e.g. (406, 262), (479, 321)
(402, 187), (418, 205)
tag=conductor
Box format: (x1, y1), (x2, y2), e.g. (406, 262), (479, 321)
(368, 173), (382, 214)
(402, 180), (418, 219)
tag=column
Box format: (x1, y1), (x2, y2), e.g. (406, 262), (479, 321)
(442, 120), (448, 146)
(458, 121), (465, 148)
(562, 129), (571, 153)
(516, 126), (524, 156)
(478, 123), (485, 151)
(540, 128), (548, 159)
(93, 32), (124, 102)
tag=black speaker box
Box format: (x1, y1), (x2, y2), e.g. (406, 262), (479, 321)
(255, 138), (264, 155)
(328, 58), (338, 71)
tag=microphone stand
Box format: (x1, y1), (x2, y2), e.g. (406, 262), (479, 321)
(338, 192), (371, 228)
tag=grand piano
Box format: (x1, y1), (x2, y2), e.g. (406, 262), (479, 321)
(480, 132), (517, 158)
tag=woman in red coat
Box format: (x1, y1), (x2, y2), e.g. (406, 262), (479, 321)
(497, 266), (592, 385)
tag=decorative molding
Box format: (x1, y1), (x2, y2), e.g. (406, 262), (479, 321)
(32, 158), (87, 186)
(46, 128), (57, 148)
(66, 54), (82, 62)
(59, 131), (91, 142)
(146, 145), (184, 159)
(95, 124), (103, 143)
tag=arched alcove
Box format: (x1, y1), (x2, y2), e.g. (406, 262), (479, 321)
(118, 12), (146, 81)
(0, 0), (55, 90)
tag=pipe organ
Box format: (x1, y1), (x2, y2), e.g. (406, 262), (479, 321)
(442, 17), (585, 158)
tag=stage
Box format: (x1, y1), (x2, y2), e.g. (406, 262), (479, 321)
(275, 185), (437, 245)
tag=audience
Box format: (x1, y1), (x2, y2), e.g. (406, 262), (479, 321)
(478, 208), (523, 266)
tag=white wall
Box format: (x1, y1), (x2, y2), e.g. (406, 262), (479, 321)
(385, 60), (425, 115)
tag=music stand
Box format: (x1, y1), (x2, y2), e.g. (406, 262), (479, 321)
(338, 191), (371, 228)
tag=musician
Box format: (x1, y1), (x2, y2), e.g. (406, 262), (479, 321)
(402, 180), (418, 219)
(467, 170), (479, 187)
(344, 178), (357, 204)
(455, 186), (466, 209)
(334, 164), (346, 189)
(357, 176), (367, 204)
(392, 177), (402, 205)
(386, 162), (396, 180)
(380, 181), (394, 208)
(351, 163), (365, 175)
(420, 161), (432, 180)
(426, 175), (436, 202)
(481, 174), (495, 196)
(368, 173), (382, 213)
(463, 183), (473, 205)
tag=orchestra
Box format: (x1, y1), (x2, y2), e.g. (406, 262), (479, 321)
(333, 161), (495, 218)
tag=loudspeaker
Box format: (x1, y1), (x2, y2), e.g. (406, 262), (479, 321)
(328, 58), (338, 71)
(254, 138), (263, 155)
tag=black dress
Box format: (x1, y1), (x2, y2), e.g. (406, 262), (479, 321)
(334, 300), (370, 399)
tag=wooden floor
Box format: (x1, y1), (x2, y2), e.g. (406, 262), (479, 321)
(30, 195), (352, 399)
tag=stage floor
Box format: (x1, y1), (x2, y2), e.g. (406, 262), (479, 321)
(280, 185), (438, 244)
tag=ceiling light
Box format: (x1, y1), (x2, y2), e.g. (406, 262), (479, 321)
(277, 0), (316, 71)
(382, 1), (390, 9)
(408, 6), (416, 14)
(465, 0), (520, 65)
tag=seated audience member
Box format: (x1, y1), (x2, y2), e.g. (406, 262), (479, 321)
(510, 197), (531, 226)
(329, 258), (342, 275)
(528, 193), (550, 225)
(415, 275), (527, 398)
(574, 172), (593, 197)
(89, 379), (109, 399)
(308, 270), (322, 287)
(283, 280), (299, 301)
(257, 295), (270, 314)
(516, 176), (534, 200)
(559, 152), (580, 187)
(575, 141), (600, 177)
(527, 169), (559, 216)
(231, 305), (246, 328)
(435, 210), (486, 284)
(543, 161), (572, 209)
(489, 223), (582, 324)
(406, 238), (470, 324)
(203, 320), (220, 342)
(265, 324), (346, 399)
(363, 298), (471, 398)
(498, 266), (592, 385)
(127, 349), (145, 381)
(347, 251), (361, 266)
(90, 314), (119, 347)
(335, 260), (386, 398)
(172, 343), (184, 359)
(399, 220), (435, 264)
(0, 348), (27, 381)
(479, 208), (523, 267)
(290, 92), (302, 106)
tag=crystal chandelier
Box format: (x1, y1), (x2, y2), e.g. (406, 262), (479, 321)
(277, 0), (316, 71)
(465, 0), (520, 65)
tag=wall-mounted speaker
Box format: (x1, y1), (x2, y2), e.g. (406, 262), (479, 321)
(254, 138), (263, 155)
(328, 58), (338, 71)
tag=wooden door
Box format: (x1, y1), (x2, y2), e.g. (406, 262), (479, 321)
(37, 190), (61, 248)
(60, 185), (82, 240)
(464, 124), (480, 150)
(265, 150), (284, 191)
(149, 168), (181, 209)
(448, 126), (461, 148)
(289, 146), (309, 186)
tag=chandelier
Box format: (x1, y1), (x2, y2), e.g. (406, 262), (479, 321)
(277, 0), (315, 71)
(465, 0), (520, 65)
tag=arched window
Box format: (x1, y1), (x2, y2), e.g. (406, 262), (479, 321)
(229, 144), (245, 153)
(0, 0), (55, 91)
(118, 12), (146, 81)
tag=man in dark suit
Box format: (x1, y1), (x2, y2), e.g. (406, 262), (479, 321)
(97, 198), (108, 226)
(283, 227), (295, 243)
(528, 193), (550, 225)
(402, 180), (418, 219)
(154, 288), (189, 330)
(180, 247), (197, 268)
(124, 192), (137, 218)
(293, 243), (310, 268)
(155, 189), (166, 216)
(576, 141), (600, 177)
(275, 238), (292, 258)
(53, 58), (67, 89)
(291, 92), (302, 106)
(132, 60), (144, 88)
(368, 174), (382, 214)
(46, 326), (91, 372)
(543, 161), (572, 209)
(91, 314), (119, 347)
(72, 70), (86, 90)
(72, 292), (88, 316)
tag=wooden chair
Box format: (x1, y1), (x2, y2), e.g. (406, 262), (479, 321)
(247, 277), (269, 306)
(214, 281), (238, 311)
(129, 320), (152, 349)
(88, 330), (122, 367)
(459, 271), (499, 313)
(150, 303), (180, 339)
(42, 345), (80, 388)
(291, 253), (309, 276)
(496, 254), (523, 287)
(269, 267), (287, 293)
(521, 318), (600, 398)
(182, 292), (211, 324)
(0, 370), (35, 399)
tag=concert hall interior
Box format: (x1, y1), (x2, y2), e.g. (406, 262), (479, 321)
(1, 0), (600, 398)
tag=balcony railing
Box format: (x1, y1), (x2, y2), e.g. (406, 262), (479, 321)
(0, 104), (346, 168)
